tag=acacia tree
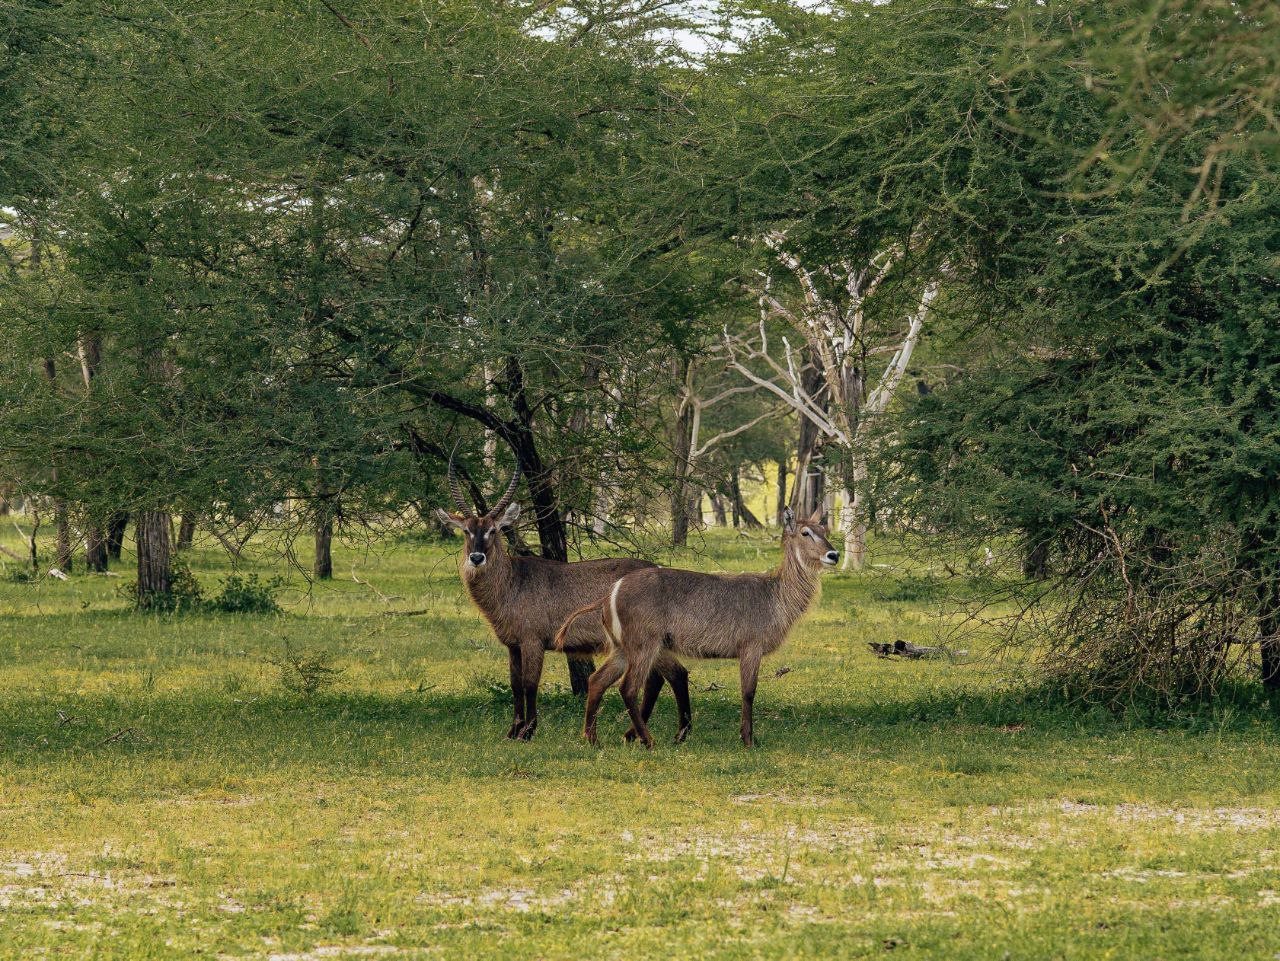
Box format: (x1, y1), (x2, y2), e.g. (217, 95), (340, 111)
(724, 237), (938, 568)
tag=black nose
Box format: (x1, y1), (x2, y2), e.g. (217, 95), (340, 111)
(825, 551), (839, 564)
(468, 552), (486, 565)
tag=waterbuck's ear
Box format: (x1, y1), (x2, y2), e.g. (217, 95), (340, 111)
(434, 508), (465, 530)
(807, 507), (825, 528)
(495, 501), (521, 529)
(782, 507), (796, 533)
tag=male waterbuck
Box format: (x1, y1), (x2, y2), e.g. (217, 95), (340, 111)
(556, 507), (837, 748)
(436, 461), (692, 741)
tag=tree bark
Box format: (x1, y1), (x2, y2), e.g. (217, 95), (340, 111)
(106, 512), (129, 561)
(775, 458), (788, 525)
(670, 359), (695, 548)
(135, 509), (172, 606)
(314, 506), (334, 580)
(25, 504), (40, 574)
(731, 465), (762, 529)
(52, 498), (72, 574)
(177, 514), (196, 550)
(1022, 534), (1049, 580)
(840, 484), (867, 572)
(712, 494), (728, 527)
(790, 348), (828, 517)
(84, 526), (108, 573)
(37, 345), (73, 574)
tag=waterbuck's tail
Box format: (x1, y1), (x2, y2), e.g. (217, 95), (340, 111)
(553, 598), (608, 652)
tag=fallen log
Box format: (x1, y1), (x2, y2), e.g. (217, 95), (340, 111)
(868, 639), (967, 661)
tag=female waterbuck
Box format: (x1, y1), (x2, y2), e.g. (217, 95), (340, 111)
(436, 461), (692, 741)
(556, 507), (837, 748)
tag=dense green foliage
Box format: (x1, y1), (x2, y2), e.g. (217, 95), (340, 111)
(2, 0), (1277, 691)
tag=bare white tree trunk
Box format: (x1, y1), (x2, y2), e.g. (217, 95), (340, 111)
(482, 360), (497, 473)
(725, 234), (939, 573)
(840, 478), (868, 572)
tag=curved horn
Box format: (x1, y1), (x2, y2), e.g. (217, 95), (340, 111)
(447, 455), (473, 517)
(488, 463), (522, 518)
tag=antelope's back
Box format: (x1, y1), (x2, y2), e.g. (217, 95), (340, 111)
(518, 555), (655, 645)
(614, 567), (776, 658)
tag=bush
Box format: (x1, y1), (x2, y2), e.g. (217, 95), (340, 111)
(266, 644), (343, 697)
(208, 573), (283, 615)
(121, 564), (283, 615)
(122, 560), (205, 613)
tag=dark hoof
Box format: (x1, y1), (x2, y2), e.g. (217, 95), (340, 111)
(515, 722), (537, 741)
(623, 727), (638, 743)
(674, 725), (691, 744)
(584, 728), (599, 747)
(505, 722), (522, 739)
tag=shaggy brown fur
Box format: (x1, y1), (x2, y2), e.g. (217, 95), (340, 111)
(437, 470), (691, 741)
(562, 507), (836, 748)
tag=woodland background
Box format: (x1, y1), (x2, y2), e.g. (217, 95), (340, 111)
(2, 0), (1279, 701)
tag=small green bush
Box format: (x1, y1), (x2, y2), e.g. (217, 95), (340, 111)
(121, 565), (282, 615)
(208, 573), (283, 615)
(124, 560), (205, 613)
(266, 643), (343, 697)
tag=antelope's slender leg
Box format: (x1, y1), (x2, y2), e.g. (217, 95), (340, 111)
(739, 651), (762, 748)
(584, 655), (627, 746)
(658, 653), (692, 743)
(624, 670), (665, 742)
(619, 656), (656, 750)
(505, 645), (524, 739)
(516, 641), (545, 741)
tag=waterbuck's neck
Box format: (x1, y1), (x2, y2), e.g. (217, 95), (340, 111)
(462, 540), (516, 617)
(769, 537), (823, 632)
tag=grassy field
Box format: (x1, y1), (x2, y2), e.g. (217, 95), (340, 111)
(2, 524), (1279, 960)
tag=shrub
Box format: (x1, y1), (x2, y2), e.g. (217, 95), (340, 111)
(266, 644), (343, 697)
(123, 560), (205, 613)
(208, 573), (283, 615)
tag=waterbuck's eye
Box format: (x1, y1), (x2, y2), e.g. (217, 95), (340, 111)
(801, 529), (812, 538)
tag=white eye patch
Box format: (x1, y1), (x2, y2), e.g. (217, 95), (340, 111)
(801, 528), (813, 538)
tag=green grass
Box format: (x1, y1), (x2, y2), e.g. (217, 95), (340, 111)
(2, 526), (1279, 960)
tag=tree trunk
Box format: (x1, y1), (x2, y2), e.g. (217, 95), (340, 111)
(840, 485), (867, 572)
(790, 347), (828, 518)
(670, 359), (695, 548)
(52, 498), (72, 574)
(25, 504), (40, 574)
(177, 514), (196, 550)
(712, 494), (728, 527)
(688, 489), (704, 531)
(314, 511), (333, 580)
(84, 526), (108, 573)
(135, 509), (172, 607)
(106, 512), (129, 561)
(732, 466), (762, 529)
(775, 459), (788, 526)
(1022, 534), (1049, 580)
(39, 350), (73, 574)
(0, 492), (8, 517)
